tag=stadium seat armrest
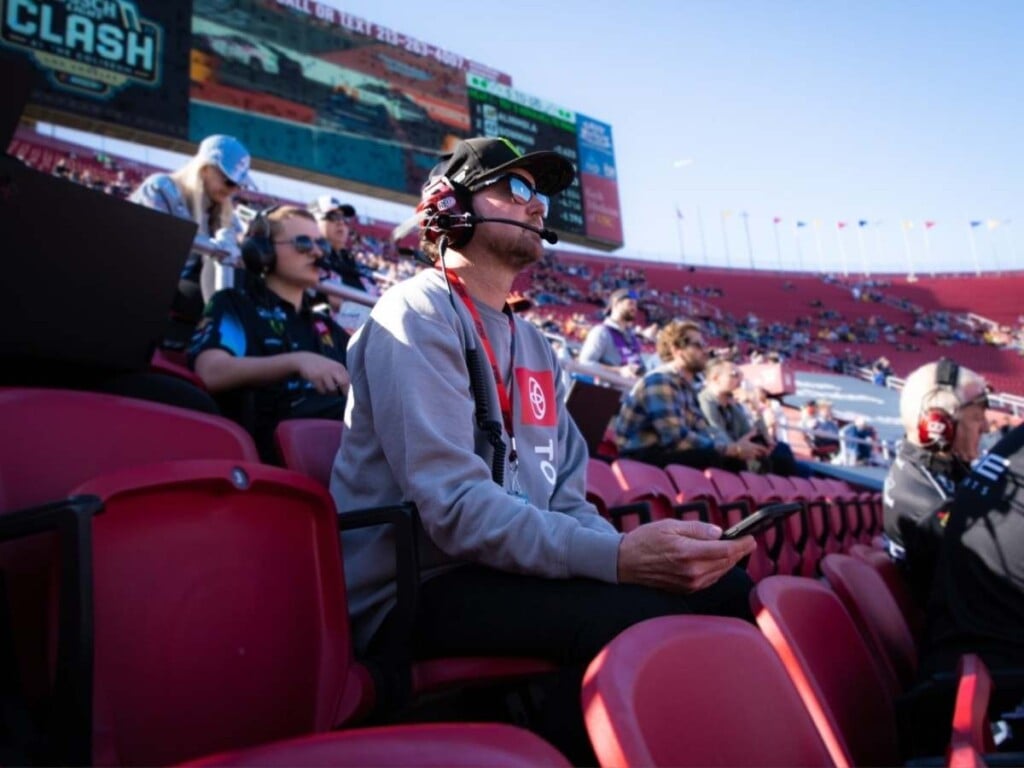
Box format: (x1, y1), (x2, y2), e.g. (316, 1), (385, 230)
(0, 494), (103, 541)
(606, 500), (652, 529)
(0, 495), (101, 766)
(337, 502), (420, 707)
(671, 499), (711, 523)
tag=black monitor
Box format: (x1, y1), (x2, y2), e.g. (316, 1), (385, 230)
(0, 51), (37, 151)
(0, 155), (196, 377)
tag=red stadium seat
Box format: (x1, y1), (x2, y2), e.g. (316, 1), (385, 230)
(69, 460), (374, 766)
(847, 542), (925, 643)
(611, 459), (710, 525)
(751, 575), (900, 766)
(276, 420), (557, 706)
(582, 615), (835, 767)
(179, 723), (570, 767)
(737, 471), (802, 578)
(0, 388), (259, 719)
(586, 458), (651, 531)
(662, 464), (725, 527)
(820, 553), (918, 695)
(274, 418), (344, 488)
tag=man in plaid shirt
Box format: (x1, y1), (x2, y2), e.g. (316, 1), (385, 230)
(613, 320), (767, 470)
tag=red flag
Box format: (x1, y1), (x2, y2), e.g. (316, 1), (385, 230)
(837, 221), (847, 229)
(924, 221), (935, 229)
(772, 216), (782, 224)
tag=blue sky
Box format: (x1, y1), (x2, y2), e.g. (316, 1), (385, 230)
(56, 0), (1024, 274)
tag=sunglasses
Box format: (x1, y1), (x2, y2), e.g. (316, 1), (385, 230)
(684, 339), (705, 350)
(273, 235), (330, 255)
(479, 174), (550, 217)
(323, 210), (352, 223)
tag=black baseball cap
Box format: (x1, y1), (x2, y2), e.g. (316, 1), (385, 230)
(437, 136), (575, 196)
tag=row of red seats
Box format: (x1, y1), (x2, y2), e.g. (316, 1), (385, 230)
(586, 457), (883, 581)
(583, 555), (999, 767)
(0, 388), (558, 765)
(1, 387), (1003, 766)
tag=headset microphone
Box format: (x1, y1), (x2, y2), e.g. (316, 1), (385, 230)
(469, 215), (559, 244)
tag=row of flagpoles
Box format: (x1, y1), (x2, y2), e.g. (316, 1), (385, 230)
(672, 206), (1015, 276)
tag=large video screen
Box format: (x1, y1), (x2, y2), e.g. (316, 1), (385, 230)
(0, 0), (192, 138)
(188, 0), (622, 248)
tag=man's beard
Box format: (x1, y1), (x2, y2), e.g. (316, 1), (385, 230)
(477, 224), (543, 270)
(618, 308), (636, 323)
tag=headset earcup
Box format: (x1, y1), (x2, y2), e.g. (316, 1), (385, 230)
(240, 207), (278, 275)
(918, 408), (956, 451)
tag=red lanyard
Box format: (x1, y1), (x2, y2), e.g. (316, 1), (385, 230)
(444, 269), (518, 464)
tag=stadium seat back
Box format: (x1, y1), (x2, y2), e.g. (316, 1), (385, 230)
(847, 543), (926, 642)
(664, 463), (723, 526)
(274, 418), (345, 488)
(72, 460), (367, 766)
(0, 388), (259, 704)
(0, 388), (258, 511)
(752, 575), (900, 767)
(582, 615), (836, 767)
(820, 553), (918, 694)
(611, 459), (677, 522)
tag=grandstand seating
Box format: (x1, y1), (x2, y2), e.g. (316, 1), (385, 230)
(179, 723), (571, 767)
(581, 615), (835, 767)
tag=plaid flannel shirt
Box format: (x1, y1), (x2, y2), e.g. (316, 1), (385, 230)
(614, 364), (713, 453)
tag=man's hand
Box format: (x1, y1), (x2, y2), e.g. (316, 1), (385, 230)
(617, 519), (756, 593)
(291, 351), (350, 394)
(732, 429), (770, 460)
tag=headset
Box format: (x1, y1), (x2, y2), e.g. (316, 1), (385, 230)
(410, 175), (559, 252)
(416, 176), (477, 249)
(917, 357), (961, 452)
(240, 204), (281, 276)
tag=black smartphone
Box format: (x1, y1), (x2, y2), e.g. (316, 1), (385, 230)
(721, 501), (802, 540)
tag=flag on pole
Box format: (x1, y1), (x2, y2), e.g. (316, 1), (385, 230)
(924, 221), (936, 229)
(676, 206), (684, 220)
(837, 221), (847, 229)
(857, 220), (868, 227)
(722, 210), (733, 219)
(902, 220), (914, 230)
(772, 216), (782, 224)
(796, 221), (807, 228)
(969, 220), (983, 227)
(987, 219), (1001, 230)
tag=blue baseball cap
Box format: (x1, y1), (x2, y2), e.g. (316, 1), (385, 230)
(195, 134), (252, 187)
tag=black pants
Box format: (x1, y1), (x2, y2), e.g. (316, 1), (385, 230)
(370, 565), (753, 764)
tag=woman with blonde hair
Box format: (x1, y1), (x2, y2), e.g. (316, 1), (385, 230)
(130, 134), (252, 349)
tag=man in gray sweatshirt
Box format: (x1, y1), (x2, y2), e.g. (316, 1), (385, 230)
(331, 136), (755, 760)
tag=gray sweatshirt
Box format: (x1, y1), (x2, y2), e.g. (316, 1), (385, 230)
(331, 268), (621, 653)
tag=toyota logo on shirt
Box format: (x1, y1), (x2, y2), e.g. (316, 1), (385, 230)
(515, 368), (556, 426)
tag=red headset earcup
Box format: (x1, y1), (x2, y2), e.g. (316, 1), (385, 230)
(918, 408), (956, 451)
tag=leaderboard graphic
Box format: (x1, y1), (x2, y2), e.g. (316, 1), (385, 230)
(2, 0), (623, 249)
